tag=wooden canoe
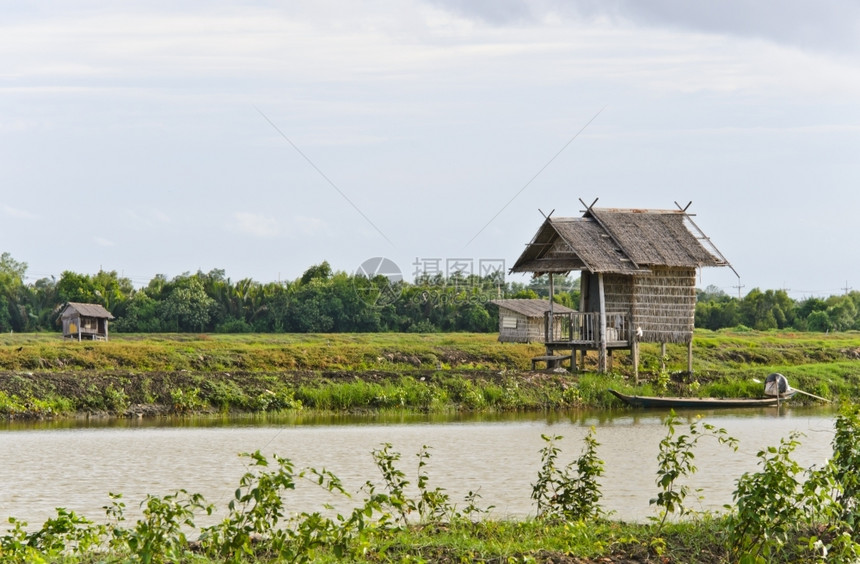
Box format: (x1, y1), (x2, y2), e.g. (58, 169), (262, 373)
(608, 389), (795, 409)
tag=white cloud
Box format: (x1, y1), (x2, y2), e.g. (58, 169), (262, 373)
(2, 204), (37, 219)
(232, 212), (280, 238)
(124, 208), (172, 230)
(288, 215), (329, 238)
(93, 237), (116, 247)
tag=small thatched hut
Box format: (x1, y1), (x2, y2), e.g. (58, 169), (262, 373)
(60, 302), (114, 341)
(490, 299), (575, 343)
(510, 201), (734, 377)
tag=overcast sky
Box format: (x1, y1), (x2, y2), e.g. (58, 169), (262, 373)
(3, 0), (859, 298)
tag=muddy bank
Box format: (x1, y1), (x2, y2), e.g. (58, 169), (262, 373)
(0, 368), (583, 420)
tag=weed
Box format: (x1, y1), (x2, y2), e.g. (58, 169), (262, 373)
(25, 508), (105, 557)
(830, 403), (860, 526)
(531, 429), (605, 521)
(125, 490), (211, 564)
(169, 387), (205, 414)
(103, 384), (129, 413)
(368, 442), (489, 527)
(204, 379), (249, 411)
(727, 433), (808, 562)
(200, 451), (298, 560)
(369, 443), (412, 525)
(655, 358), (670, 394)
(651, 411), (737, 535)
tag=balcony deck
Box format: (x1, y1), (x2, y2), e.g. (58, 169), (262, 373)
(542, 311), (631, 348)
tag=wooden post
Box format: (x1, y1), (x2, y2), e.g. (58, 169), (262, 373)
(544, 313), (549, 351)
(598, 273), (607, 372)
(632, 340), (640, 384)
(660, 342), (667, 372)
(548, 273), (554, 343)
(577, 273), (587, 374)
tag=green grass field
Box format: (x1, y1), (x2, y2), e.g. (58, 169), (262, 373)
(0, 329), (858, 418)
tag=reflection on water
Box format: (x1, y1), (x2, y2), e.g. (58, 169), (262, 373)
(0, 406), (840, 527)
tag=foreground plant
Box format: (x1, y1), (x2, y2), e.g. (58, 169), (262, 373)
(0, 509), (106, 563)
(531, 429), (605, 521)
(368, 442), (493, 527)
(727, 433), (812, 562)
(650, 411), (737, 535)
(198, 450), (388, 563)
(830, 403), (860, 526)
(726, 405), (860, 563)
(199, 451), (298, 560)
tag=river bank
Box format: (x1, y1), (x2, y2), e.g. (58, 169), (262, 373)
(0, 330), (858, 419)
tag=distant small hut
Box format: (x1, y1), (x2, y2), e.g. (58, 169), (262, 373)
(510, 200), (735, 378)
(60, 302), (114, 341)
(491, 299), (575, 343)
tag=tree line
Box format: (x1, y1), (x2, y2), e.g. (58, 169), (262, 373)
(695, 284), (860, 332)
(0, 253), (577, 334)
(0, 252), (856, 334)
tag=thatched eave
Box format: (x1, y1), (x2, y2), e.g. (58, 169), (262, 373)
(511, 205), (728, 276)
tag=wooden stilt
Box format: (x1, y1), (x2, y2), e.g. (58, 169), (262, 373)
(597, 274), (607, 372)
(632, 341), (640, 384)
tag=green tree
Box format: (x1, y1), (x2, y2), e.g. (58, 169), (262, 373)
(0, 253), (28, 331)
(827, 296), (857, 331)
(57, 271), (99, 305)
(806, 310), (831, 332)
(511, 289), (538, 299)
(739, 288), (795, 330)
(26, 277), (60, 331)
(158, 277), (216, 332)
(113, 292), (163, 332)
(300, 261), (332, 285)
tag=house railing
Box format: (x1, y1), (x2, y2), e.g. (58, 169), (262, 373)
(544, 311), (631, 345)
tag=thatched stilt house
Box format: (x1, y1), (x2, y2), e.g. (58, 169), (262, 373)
(60, 302), (114, 341)
(510, 201), (734, 378)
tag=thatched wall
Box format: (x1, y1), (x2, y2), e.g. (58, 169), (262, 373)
(603, 274), (634, 314)
(497, 310), (544, 343)
(582, 272), (634, 317)
(581, 268), (696, 344)
(631, 266), (696, 344)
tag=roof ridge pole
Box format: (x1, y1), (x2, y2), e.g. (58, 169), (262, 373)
(585, 205), (641, 271)
(578, 197), (599, 214)
(674, 201), (740, 279)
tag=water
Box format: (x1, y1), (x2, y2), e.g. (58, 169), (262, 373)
(0, 407), (839, 527)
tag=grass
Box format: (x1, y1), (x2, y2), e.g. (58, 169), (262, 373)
(0, 329), (857, 418)
(0, 332), (542, 373)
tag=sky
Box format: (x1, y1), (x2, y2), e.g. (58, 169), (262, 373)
(2, 0), (859, 299)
